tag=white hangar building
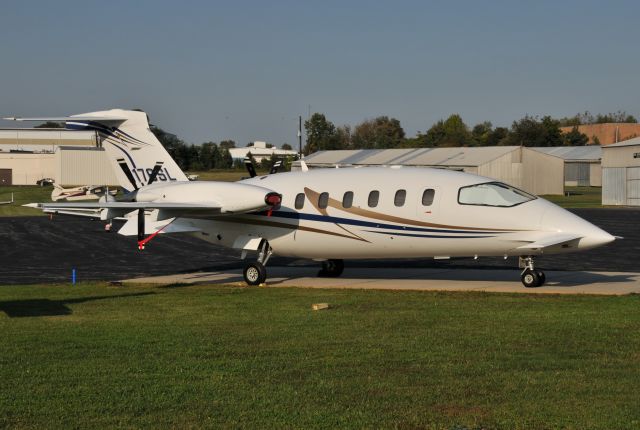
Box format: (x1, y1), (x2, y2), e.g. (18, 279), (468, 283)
(601, 137), (640, 206)
(526, 146), (602, 187)
(295, 146), (603, 196)
(0, 128), (118, 186)
(228, 141), (298, 163)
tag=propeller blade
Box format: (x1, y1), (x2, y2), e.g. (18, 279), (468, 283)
(147, 162), (164, 185)
(269, 160), (283, 175)
(117, 158), (139, 190)
(244, 157), (256, 178)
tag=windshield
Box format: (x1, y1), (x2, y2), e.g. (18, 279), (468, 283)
(458, 182), (536, 207)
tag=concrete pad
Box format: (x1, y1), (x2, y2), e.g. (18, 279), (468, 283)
(124, 266), (640, 295)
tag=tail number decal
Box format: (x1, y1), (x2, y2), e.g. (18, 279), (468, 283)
(132, 167), (177, 183)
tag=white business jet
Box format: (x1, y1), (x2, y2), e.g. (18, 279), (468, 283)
(7, 109), (615, 287)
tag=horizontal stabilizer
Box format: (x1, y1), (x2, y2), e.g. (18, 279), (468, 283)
(516, 233), (583, 250)
(3, 116), (127, 123)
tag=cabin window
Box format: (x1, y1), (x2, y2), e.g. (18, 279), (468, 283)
(422, 189), (435, 206)
(318, 192), (329, 209)
(295, 193), (305, 209)
(458, 182), (535, 207)
(342, 191), (353, 208)
(394, 189), (406, 207)
(368, 190), (379, 207)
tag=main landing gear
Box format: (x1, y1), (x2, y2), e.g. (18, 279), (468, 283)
(520, 256), (546, 288)
(318, 259), (344, 278)
(243, 240), (272, 286)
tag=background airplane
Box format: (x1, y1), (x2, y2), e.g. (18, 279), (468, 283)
(8, 109), (616, 287)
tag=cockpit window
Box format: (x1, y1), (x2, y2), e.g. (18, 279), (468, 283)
(458, 182), (536, 207)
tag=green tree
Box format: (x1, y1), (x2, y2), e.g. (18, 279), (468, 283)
(486, 127), (509, 146)
(219, 140), (236, 150)
(199, 142), (220, 170)
(281, 143), (293, 150)
(595, 111), (637, 123)
(503, 115), (563, 147)
(563, 126), (589, 146)
(424, 120), (445, 147)
(303, 113), (339, 154)
(351, 117), (404, 149)
(471, 121), (493, 146)
(215, 148), (233, 169)
(151, 126), (190, 170)
(424, 114), (471, 147)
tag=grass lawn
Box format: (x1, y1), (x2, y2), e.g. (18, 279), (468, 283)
(541, 186), (602, 208)
(0, 185), (53, 217)
(187, 169), (269, 182)
(0, 283), (638, 429)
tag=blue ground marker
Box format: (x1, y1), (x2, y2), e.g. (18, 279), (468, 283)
(72, 268), (76, 285)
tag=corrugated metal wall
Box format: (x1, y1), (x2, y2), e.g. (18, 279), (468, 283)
(0, 153), (55, 185)
(627, 167), (640, 206)
(521, 149), (564, 195)
(590, 164), (602, 187)
(55, 148), (119, 186)
(477, 149), (523, 188)
(602, 168), (626, 205)
(565, 162), (590, 186)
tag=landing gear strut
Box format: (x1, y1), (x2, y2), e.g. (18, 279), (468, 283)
(520, 256), (546, 288)
(243, 240), (272, 286)
(318, 259), (344, 278)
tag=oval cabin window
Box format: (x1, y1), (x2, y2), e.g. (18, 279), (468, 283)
(318, 192), (329, 209)
(422, 189), (435, 206)
(342, 191), (353, 208)
(368, 190), (380, 207)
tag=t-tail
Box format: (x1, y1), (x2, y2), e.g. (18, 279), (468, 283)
(65, 109), (188, 191)
(4, 109), (188, 191)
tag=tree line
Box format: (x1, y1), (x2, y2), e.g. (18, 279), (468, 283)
(303, 111), (638, 154)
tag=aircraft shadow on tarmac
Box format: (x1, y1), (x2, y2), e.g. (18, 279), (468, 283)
(0, 292), (155, 318)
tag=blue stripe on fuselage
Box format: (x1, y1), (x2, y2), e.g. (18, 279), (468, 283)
(363, 230), (494, 239)
(258, 210), (509, 235)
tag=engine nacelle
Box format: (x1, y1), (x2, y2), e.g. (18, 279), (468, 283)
(135, 181), (279, 213)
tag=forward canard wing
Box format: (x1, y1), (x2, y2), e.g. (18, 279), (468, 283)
(515, 233), (583, 251)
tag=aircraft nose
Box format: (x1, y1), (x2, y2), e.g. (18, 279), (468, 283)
(539, 202), (616, 251)
(578, 225), (616, 249)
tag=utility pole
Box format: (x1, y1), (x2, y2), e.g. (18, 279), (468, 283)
(298, 115), (302, 158)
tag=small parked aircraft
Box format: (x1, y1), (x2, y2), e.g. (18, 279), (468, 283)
(51, 184), (118, 201)
(7, 109), (616, 287)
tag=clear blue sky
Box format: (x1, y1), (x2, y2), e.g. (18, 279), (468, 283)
(1, 0), (638, 147)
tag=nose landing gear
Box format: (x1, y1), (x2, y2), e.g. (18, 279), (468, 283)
(520, 256), (546, 288)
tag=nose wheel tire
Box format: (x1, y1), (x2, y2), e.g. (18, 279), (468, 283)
(318, 259), (344, 277)
(521, 268), (545, 288)
(243, 262), (267, 286)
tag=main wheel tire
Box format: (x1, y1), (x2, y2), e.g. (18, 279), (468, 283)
(521, 269), (540, 288)
(535, 269), (546, 286)
(243, 262), (267, 286)
(318, 259), (344, 278)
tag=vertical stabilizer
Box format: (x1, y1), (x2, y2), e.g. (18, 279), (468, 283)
(65, 109), (188, 190)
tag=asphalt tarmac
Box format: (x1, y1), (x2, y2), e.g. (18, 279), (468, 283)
(0, 208), (638, 285)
